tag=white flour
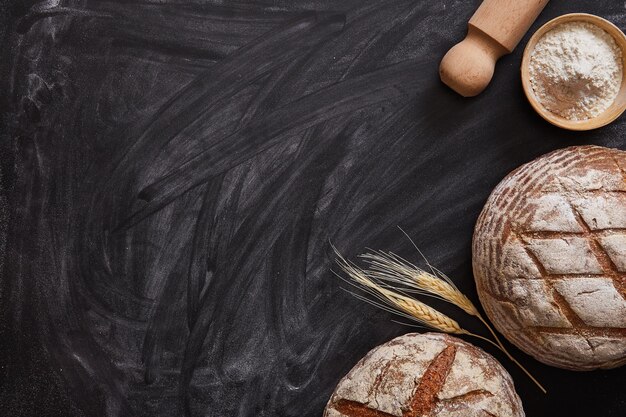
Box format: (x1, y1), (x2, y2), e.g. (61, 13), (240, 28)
(529, 21), (623, 121)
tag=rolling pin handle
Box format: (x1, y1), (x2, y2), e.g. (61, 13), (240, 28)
(439, 26), (508, 97)
(439, 0), (550, 97)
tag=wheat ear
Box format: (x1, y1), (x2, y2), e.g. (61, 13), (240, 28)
(361, 250), (478, 316)
(334, 251), (467, 335)
(333, 244), (546, 394)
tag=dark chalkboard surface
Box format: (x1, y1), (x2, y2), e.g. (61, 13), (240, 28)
(1, 0), (625, 416)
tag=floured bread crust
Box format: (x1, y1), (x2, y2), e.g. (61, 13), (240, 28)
(473, 145), (626, 370)
(324, 333), (524, 417)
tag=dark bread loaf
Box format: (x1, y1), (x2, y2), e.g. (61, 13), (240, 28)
(473, 145), (626, 370)
(324, 333), (524, 417)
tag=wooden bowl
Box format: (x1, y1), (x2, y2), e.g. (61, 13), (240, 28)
(521, 13), (626, 131)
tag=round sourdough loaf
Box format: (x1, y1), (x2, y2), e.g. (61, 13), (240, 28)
(324, 333), (524, 417)
(473, 145), (626, 370)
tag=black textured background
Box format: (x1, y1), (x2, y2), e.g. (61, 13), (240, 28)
(1, 1), (625, 416)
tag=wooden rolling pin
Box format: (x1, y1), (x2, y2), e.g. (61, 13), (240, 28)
(440, 0), (549, 97)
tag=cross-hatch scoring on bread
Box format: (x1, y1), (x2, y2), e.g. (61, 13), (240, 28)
(473, 145), (626, 370)
(324, 333), (525, 417)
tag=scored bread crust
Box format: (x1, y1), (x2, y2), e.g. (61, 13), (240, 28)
(324, 333), (524, 417)
(473, 145), (626, 370)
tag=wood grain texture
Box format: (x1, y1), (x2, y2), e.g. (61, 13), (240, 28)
(0, 1), (625, 417)
(470, 0), (550, 51)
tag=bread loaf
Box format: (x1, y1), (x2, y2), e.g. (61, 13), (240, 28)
(324, 332), (524, 417)
(473, 145), (626, 370)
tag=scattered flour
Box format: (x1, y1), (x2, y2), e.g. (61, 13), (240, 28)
(529, 21), (623, 121)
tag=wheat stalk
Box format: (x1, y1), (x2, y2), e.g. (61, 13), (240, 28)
(332, 239), (547, 394)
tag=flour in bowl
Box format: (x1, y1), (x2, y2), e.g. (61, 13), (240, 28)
(529, 21), (623, 121)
